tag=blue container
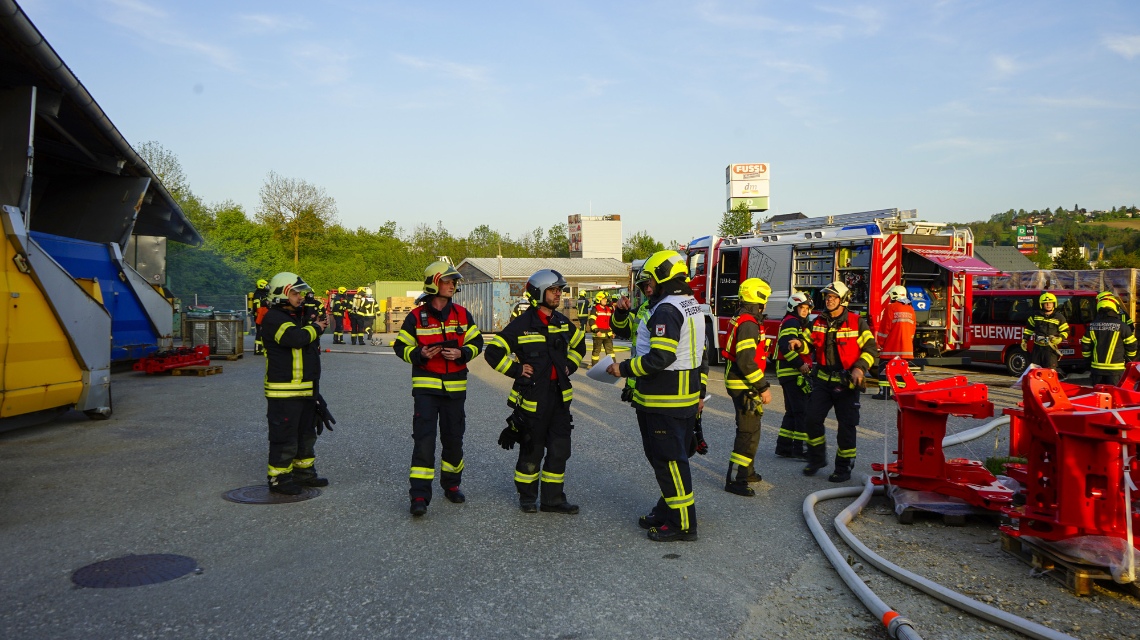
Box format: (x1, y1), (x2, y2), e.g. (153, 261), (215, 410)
(31, 232), (160, 362)
(453, 281), (515, 332)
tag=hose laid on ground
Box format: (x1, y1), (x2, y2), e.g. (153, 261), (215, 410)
(819, 477), (1077, 640)
(941, 415), (1010, 448)
(803, 487), (921, 639)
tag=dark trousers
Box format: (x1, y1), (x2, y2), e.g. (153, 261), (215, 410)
(636, 410), (697, 532)
(410, 394), (466, 502)
(267, 398), (317, 475)
(728, 392), (762, 482)
(803, 380), (861, 472)
(1029, 345), (1060, 369)
(349, 313), (365, 338)
(254, 322), (264, 353)
(775, 377), (808, 456)
(331, 314), (345, 339)
(515, 387), (574, 506)
(1090, 370), (1123, 386)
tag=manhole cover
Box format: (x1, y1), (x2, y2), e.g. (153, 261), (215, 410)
(222, 485), (321, 504)
(72, 554), (198, 588)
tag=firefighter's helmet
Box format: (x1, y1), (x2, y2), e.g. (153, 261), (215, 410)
(337, 286), (347, 294)
(423, 261), (462, 295)
(633, 267), (651, 286)
(363, 287), (373, 297)
(267, 272), (311, 305)
(642, 250), (689, 284)
(739, 278), (771, 305)
(525, 269), (569, 306)
(1039, 292), (1058, 307)
(1097, 295), (1120, 313)
(787, 292), (813, 313)
(594, 291), (608, 303)
(821, 281), (851, 304)
(256, 278), (268, 289)
(888, 285), (909, 304)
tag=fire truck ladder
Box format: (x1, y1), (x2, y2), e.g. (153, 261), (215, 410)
(755, 208), (916, 234)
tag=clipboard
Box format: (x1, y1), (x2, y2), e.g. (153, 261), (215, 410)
(437, 339), (460, 350)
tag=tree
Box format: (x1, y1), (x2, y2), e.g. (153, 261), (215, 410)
(1030, 243), (1053, 269)
(623, 231), (664, 263)
(718, 202), (753, 237)
(256, 171), (338, 270)
(137, 140), (188, 198)
(1053, 234), (1088, 270)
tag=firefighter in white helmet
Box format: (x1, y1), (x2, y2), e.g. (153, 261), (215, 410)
(801, 281), (879, 483)
(774, 291), (814, 459)
(872, 285), (916, 400)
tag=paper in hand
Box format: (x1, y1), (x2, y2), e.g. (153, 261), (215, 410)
(587, 355), (620, 384)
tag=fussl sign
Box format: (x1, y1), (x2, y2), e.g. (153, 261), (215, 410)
(726, 163), (769, 182)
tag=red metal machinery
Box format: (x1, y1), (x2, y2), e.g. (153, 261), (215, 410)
(1001, 368), (1140, 543)
(133, 345), (211, 374)
(871, 358), (1014, 510)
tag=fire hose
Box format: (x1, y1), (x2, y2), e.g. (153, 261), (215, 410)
(804, 477), (1077, 640)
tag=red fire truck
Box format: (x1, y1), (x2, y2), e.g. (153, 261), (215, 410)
(682, 209), (1001, 364)
(963, 289), (1095, 375)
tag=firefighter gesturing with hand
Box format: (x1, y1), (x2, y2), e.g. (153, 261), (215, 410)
(802, 281), (878, 483)
(774, 292), (814, 459)
(722, 278), (772, 497)
(1022, 292), (1069, 371)
(393, 262), (483, 517)
(1081, 294), (1138, 386)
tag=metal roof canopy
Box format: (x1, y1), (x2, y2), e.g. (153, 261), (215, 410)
(908, 247), (1001, 275)
(0, 0), (201, 247)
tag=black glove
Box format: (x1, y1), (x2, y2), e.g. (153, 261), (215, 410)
(620, 384), (634, 403)
(689, 414), (709, 457)
(314, 393), (336, 434)
(499, 412), (532, 453)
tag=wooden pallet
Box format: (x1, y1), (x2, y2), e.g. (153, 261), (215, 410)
(169, 365), (224, 376)
(210, 353), (243, 361)
(1000, 532), (1140, 597)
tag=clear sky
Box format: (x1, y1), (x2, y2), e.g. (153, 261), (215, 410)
(18, 0), (1140, 244)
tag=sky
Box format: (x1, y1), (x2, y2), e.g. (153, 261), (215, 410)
(16, 0), (1140, 245)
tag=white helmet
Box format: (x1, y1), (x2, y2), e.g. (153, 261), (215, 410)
(787, 292), (813, 313)
(267, 272), (311, 305)
(888, 285), (909, 304)
(821, 281), (851, 304)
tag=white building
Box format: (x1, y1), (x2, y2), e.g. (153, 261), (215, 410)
(568, 215), (622, 260)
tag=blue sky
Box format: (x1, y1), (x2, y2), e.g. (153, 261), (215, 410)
(18, 0), (1140, 245)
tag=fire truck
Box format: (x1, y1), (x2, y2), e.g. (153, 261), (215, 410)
(682, 208), (1000, 364)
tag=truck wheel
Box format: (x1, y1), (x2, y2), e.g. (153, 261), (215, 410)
(1004, 348), (1029, 377)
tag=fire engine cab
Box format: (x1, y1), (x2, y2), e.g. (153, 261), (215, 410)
(683, 208), (1000, 364)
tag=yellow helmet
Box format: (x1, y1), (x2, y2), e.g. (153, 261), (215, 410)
(1096, 293), (1120, 312)
(1039, 292), (1058, 306)
(738, 278), (771, 305)
(256, 278), (268, 289)
(423, 261), (462, 295)
(338, 286), (347, 294)
(642, 250), (688, 284)
(595, 291), (608, 302)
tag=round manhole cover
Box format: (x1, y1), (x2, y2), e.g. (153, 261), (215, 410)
(72, 554), (198, 588)
(222, 485), (321, 504)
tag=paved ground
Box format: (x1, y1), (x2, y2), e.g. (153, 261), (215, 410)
(0, 335), (1132, 639)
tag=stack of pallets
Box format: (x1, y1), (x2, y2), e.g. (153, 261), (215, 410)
(385, 296), (415, 333)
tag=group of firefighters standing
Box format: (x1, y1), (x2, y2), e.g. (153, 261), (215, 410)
(248, 282), (379, 352)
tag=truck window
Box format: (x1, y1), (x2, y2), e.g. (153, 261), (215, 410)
(971, 296), (991, 324)
(716, 248), (741, 316)
(688, 251), (706, 277)
(1006, 296), (1035, 324)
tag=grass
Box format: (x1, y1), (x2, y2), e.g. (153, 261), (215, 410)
(984, 455), (1027, 476)
(1086, 219), (1140, 230)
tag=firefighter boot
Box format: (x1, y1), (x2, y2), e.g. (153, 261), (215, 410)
(802, 444), (828, 476)
(410, 497), (428, 517)
(724, 458), (755, 497)
(442, 486), (466, 503)
(292, 466), (329, 487)
(647, 524), (698, 542)
(267, 473), (302, 496)
(828, 456), (854, 483)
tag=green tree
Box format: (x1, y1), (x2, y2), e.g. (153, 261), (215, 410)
(1053, 234), (1088, 269)
(623, 231), (664, 262)
(256, 171), (338, 270)
(718, 202), (753, 237)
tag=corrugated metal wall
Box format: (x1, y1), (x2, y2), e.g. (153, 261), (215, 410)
(454, 281), (514, 332)
(371, 280), (423, 299)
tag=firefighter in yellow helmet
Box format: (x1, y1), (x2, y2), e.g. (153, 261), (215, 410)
(392, 261), (484, 516)
(329, 286), (351, 345)
(607, 250), (708, 541)
(1022, 292), (1069, 371)
(722, 278), (772, 496)
(1081, 294), (1138, 386)
(250, 278), (270, 355)
(588, 291), (616, 363)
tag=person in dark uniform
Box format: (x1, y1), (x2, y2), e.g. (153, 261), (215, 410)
(1022, 292), (1069, 371)
(1081, 295), (1137, 385)
(774, 292), (813, 459)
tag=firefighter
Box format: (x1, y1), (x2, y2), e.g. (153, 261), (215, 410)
(330, 286), (351, 345)
(588, 291), (616, 363)
(260, 272), (329, 494)
(722, 278), (773, 497)
(606, 250), (708, 542)
(250, 278), (269, 355)
(774, 292), (814, 459)
(484, 270), (586, 514)
(1081, 295), (1138, 386)
(801, 281), (879, 483)
(392, 262), (484, 516)
(872, 285), (917, 400)
(1097, 291), (1134, 334)
(510, 298), (530, 319)
(1022, 292), (1069, 371)
(357, 287), (378, 342)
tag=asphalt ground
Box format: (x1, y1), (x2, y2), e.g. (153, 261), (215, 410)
(0, 335), (1090, 638)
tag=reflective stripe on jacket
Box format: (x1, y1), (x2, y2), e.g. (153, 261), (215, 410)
(776, 313), (812, 378)
(620, 295), (709, 416)
(876, 302), (916, 359)
(723, 312), (771, 396)
(392, 299), (484, 398)
(810, 309), (877, 381)
(262, 305), (322, 398)
(1080, 311), (1138, 372)
(483, 307), (586, 412)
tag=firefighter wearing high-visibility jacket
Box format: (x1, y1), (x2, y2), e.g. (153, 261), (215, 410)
(1022, 292), (1069, 371)
(872, 285), (916, 401)
(484, 269), (587, 514)
(329, 286), (351, 345)
(1081, 295), (1138, 386)
(802, 281), (879, 483)
(722, 278), (773, 497)
(607, 250), (708, 542)
(350, 287), (377, 345)
(250, 278), (269, 355)
(588, 291), (616, 363)
(774, 292), (814, 459)
(260, 272), (329, 495)
(393, 262), (484, 517)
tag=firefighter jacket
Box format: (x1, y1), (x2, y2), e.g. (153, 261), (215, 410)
(250, 287), (269, 325)
(1080, 309), (1138, 373)
(1023, 310), (1069, 352)
(589, 303), (614, 337)
(484, 306), (586, 413)
(876, 301), (916, 360)
(810, 309), (878, 383)
(330, 294), (352, 316)
(356, 297), (378, 318)
(618, 294), (709, 417)
(612, 301), (650, 389)
(776, 313), (812, 379)
(722, 311), (771, 397)
(261, 305), (323, 398)
(393, 299), (484, 399)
